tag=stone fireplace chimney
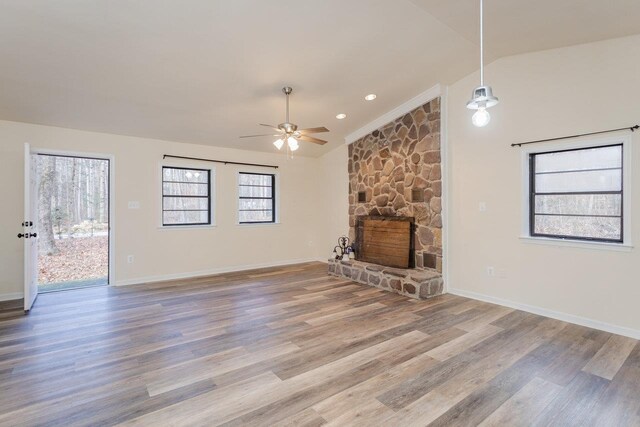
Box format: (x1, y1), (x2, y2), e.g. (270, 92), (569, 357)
(348, 97), (442, 273)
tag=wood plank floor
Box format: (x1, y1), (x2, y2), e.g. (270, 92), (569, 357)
(0, 262), (638, 426)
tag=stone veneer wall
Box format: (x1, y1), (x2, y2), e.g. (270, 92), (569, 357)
(348, 97), (443, 272)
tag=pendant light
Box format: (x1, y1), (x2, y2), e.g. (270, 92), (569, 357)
(467, 0), (499, 127)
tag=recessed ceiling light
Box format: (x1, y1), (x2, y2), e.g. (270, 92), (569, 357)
(336, 113), (347, 120)
(365, 94), (377, 101)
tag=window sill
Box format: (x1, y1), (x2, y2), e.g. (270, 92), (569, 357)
(236, 222), (281, 228)
(519, 235), (633, 252)
(158, 224), (217, 230)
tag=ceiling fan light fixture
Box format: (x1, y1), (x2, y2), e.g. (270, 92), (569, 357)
(287, 136), (299, 151)
(239, 86), (329, 151)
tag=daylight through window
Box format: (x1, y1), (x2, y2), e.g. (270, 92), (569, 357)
(238, 173), (275, 223)
(162, 167), (211, 226)
(529, 144), (623, 243)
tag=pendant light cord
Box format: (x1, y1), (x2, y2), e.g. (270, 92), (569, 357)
(479, 0), (484, 86)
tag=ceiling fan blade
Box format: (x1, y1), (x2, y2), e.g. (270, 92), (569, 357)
(298, 135), (328, 145)
(259, 123), (282, 132)
(239, 133), (281, 139)
(298, 126), (329, 134)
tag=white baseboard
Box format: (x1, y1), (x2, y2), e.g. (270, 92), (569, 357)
(0, 292), (23, 302)
(448, 287), (640, 340)
(113, 257), (324, 287)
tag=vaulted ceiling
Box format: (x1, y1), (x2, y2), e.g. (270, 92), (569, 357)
(1, 0), (638, 156)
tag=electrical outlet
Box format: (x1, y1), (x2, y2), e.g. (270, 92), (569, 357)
(128, 201), (140, 209)
(127, 255), (134, 264)
(486, 266), (495, 277)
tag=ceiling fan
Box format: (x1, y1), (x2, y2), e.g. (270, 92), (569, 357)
(239, 86), (329, 152)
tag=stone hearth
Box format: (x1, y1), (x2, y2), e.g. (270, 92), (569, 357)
(328, 258), (443, 300)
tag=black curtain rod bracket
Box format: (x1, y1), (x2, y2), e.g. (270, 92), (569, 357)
(163, 154), (278, 169)
(512, 125), (638, 148)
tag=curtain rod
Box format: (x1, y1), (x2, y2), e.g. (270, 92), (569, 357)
(163, 154), (279, 169)
(511, 125), (638, 147)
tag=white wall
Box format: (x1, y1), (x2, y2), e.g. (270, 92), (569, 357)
(0, 120), (323, 299)
(447, 34), (640, 336)
(317, 144), (350, 258)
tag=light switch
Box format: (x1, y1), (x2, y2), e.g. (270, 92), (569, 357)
(479, 202), (487, 212)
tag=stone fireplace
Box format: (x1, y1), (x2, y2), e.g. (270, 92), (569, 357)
(328, 97), (444, 300)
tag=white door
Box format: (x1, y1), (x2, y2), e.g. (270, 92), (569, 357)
(24, 143), (39, 312)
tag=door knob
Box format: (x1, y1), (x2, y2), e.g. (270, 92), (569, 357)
(17, 233), (37, 239)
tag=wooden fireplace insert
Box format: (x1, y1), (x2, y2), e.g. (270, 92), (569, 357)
(355, 216), (415, 269)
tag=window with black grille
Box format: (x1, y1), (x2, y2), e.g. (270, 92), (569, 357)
(529, 144), (623, 243)
(238, 173), (275, 223)
(162, 167), (211, 226)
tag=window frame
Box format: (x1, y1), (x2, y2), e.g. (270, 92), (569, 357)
(521, 134), (633, 250)
(161, 165), (213, 227)
(237, 172), (277, 224)
(528, 143), (624, 244)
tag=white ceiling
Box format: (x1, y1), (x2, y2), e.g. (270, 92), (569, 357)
(0, 1), (638, 157)
(411, 0), (640, 59)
